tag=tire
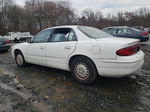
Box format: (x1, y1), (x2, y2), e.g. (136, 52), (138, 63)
(70, 56), (97, 84)
(15, 51), (27, 67)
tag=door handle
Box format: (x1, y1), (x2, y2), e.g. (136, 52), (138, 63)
(40, 46), (44, 49)
(64, 46), (71, 49)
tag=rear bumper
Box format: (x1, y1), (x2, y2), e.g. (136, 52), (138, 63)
(93, 51), (144, 77)
(0, 44), (10, 51)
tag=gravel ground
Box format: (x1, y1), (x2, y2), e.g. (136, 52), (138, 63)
(0, 41), (150, 112)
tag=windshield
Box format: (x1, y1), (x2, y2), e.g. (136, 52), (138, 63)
(78, 26), (111, 39)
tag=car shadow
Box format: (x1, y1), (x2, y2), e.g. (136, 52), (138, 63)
(0, 50), (9, 54)
(15, 63), (140, 89)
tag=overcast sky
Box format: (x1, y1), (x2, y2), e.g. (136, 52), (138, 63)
(14, 0), (150, 15)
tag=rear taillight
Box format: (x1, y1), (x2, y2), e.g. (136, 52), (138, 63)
(141, 32), (148, 36)
(5, 40), (10, 44)
(116, 44), (140, 56)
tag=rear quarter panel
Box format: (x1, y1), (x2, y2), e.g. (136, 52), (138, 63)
(68, 40), (120, 61)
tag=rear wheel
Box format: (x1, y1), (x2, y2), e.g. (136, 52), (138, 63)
(15, 51), (27, 67)
(70, 56), (97, 84)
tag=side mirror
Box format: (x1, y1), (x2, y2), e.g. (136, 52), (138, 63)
(27, 37), (33, 43)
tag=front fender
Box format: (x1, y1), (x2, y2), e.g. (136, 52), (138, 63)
(11, 43), (29, 60)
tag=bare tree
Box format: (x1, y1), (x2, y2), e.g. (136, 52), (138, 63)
(0, 0), (150, 35)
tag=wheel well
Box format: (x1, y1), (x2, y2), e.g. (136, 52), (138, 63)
(14, 49), (22, 56)
(69, 55), (97, 71)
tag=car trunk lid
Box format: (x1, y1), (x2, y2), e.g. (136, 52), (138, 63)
(96, 37), (139, 46)
(95, 36), (140, 59)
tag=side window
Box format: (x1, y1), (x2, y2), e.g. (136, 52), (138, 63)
(116, 28), (129, 34)
(107, 28), (117, 35)
(51, 28), (76, 42)
(127, 29), (133, 34)
(33, 29), (52, 43)
(68, 31), (76, 41)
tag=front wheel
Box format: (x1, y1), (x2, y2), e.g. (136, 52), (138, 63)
(70, 56), (97, 84)
(15, 51), (27, 67)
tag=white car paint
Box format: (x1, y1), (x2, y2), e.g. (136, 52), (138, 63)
(26, 43), (46, 65)
(46, 41), (77, 70)
(11, 25), (144, 77)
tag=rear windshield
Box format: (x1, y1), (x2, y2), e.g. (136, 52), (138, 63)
(130, 28), (142, 32)
(78, 26), (111, 39)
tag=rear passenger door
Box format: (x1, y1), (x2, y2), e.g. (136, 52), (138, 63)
(46, 28), (77, 70)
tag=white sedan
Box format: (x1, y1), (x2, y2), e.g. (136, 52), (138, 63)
(11, 26), (144, 84)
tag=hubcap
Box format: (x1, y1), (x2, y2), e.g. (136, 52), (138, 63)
(74, 62), (89, 80)
(16, 54), (23, 65)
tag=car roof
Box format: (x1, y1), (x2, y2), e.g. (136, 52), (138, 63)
(104, 26), (130, 29)
(45, 25), (79, 30)
(43, 25), (103, 31)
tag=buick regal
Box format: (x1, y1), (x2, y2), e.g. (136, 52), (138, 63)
(11, 26), (144, 84)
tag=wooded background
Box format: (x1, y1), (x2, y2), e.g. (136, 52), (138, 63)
(0, 0), (150, 35)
